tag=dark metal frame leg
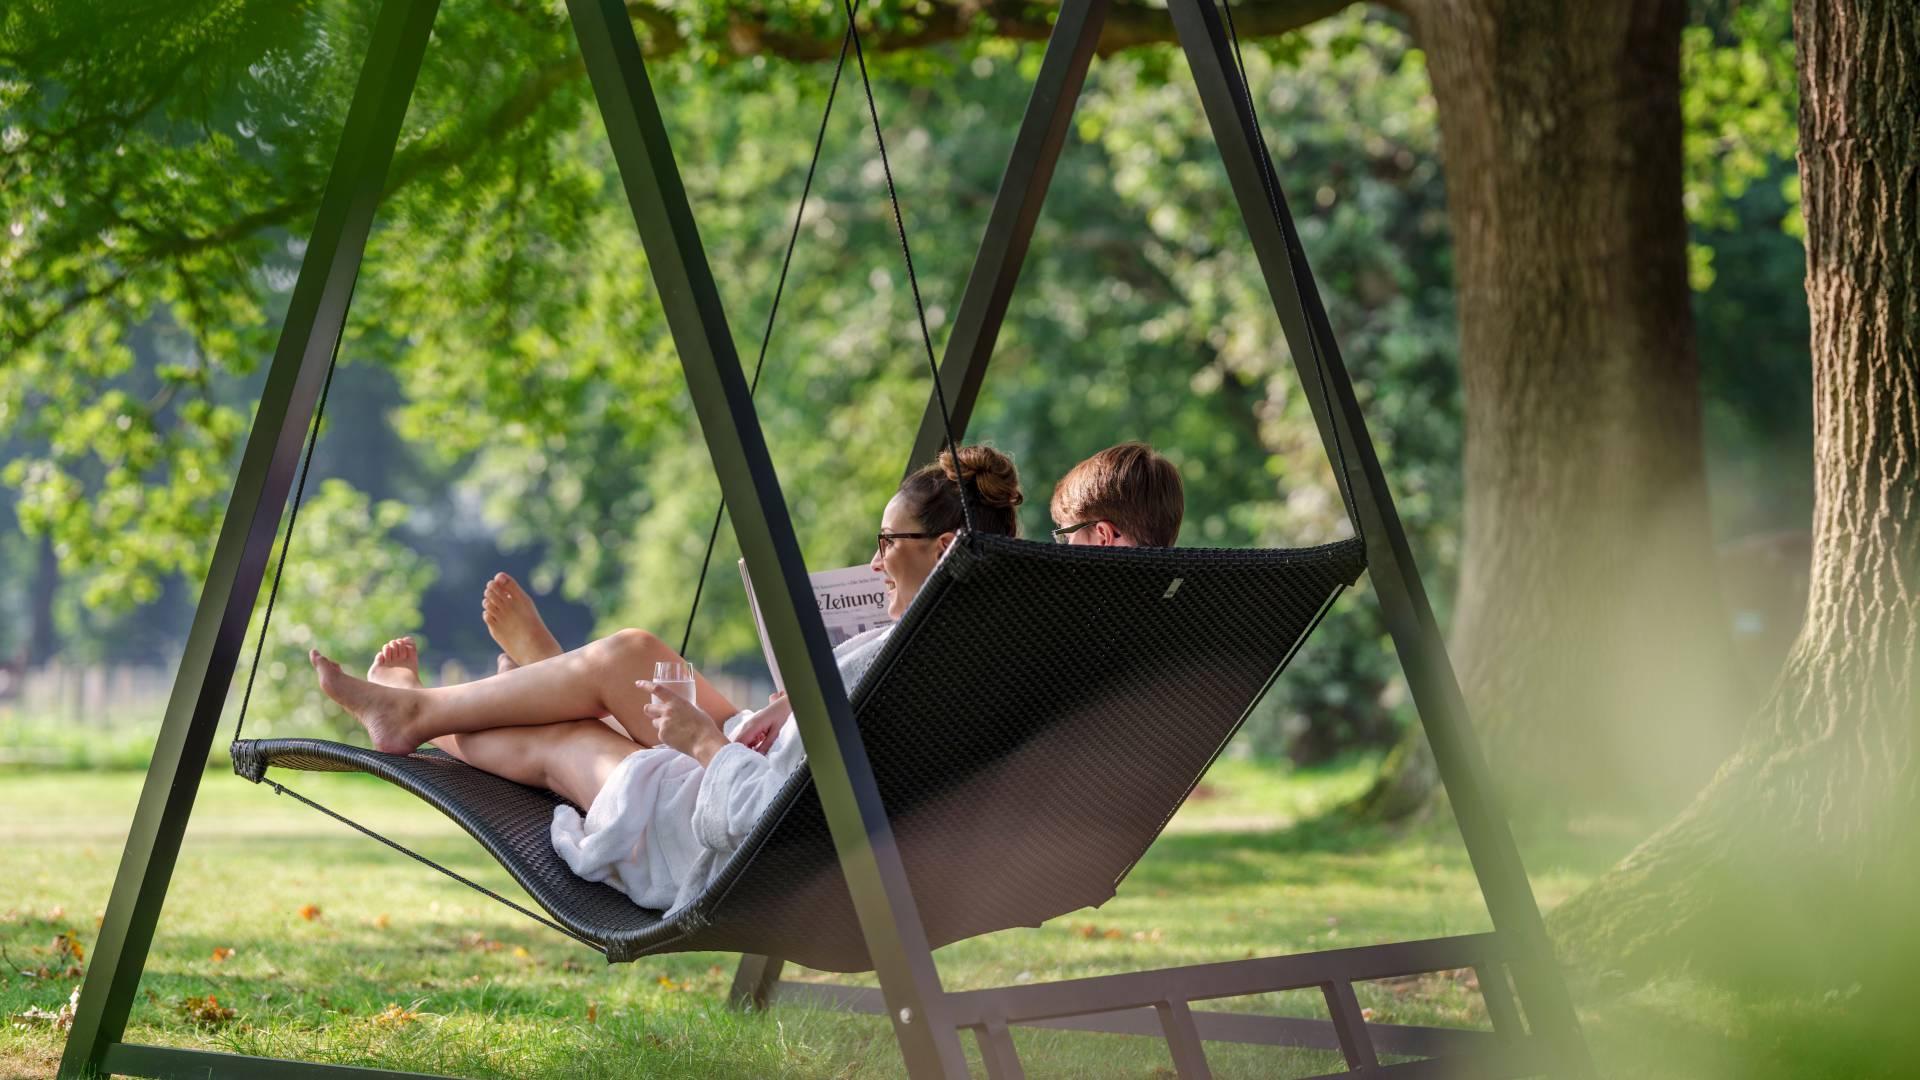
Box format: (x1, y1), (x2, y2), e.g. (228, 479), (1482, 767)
(56, 1), (443, 1075)
(974, 1021), (1027, 1080)
(1321, 981), (1382, 1072)
(1163, 0), (1595, 1073)
(729, 954), (786, 1010)
(561, 0), (967, 1074)
(1156, 999), (1216, 1080)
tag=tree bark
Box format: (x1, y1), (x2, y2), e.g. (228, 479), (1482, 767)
(1552, 0), (1919, 982)
(1359, 0), (1744, 815)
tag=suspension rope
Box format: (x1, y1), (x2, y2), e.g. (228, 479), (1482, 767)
(841, 0), (976, 536)
(1218, 0), (1366, 543)
(678, 15), (861, 657)
(263, 777), (604, 954)
(232, 282), (353, 746)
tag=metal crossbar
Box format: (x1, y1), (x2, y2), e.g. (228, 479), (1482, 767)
(767, 933), (1547, 1079)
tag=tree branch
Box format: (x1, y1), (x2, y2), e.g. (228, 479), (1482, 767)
(694, 0), (1363, 61)
(8, 0), (1368, 358)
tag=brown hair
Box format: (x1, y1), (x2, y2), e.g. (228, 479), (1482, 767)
(1049, 442), (1184, 547)
(898, 444), (1023, 539)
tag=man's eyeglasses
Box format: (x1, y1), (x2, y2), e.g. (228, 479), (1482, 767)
(875, 531), (938, 555)
(1050, 520), (1107, 543)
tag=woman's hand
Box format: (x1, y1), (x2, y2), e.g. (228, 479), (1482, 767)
(636, 681), (728, 766)
(732, 692), (791, 755)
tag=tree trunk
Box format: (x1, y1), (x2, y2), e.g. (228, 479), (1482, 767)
(1358, 0), (1744, 816)
(1552, 0), (1919, 982)
(29, 532), (59, 664)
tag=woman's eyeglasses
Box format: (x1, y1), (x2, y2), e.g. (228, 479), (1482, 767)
(1050, 520), (1107, 543)
(875, 531), (937, 555)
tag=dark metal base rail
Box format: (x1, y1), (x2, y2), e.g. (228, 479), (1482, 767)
(778, 981), (1493, 1058)
(763, 932), (1549, 1080)
(101, 1042), (463, 1079)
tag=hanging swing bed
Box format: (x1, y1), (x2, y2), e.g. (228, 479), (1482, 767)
(61, 0), (1595, 1077)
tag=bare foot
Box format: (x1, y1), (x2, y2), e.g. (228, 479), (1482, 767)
(496, 652), (518, 675)
(368, 637), (422, 690)
(483, 572), (563, 667)
(311, 649), (423, 755)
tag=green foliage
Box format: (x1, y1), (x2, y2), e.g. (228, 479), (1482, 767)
(1070, 16), (1457, 756)
(0, 1), (1811, 761)
(226, 479), (435, 736)
(1681, 0), (1799, 288)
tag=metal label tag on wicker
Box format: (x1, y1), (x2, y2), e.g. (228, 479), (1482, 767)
(1163, 577), (1183, 599)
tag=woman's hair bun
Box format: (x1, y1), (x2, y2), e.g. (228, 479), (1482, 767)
(942, 445), (1024, 510)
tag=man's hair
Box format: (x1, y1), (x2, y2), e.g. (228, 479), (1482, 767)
(1049, 442), (1184, 547)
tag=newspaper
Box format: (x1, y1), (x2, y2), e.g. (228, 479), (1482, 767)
(739, 559), (894, 692)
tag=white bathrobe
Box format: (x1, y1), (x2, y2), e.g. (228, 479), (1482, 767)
(550, 625), (894, 913)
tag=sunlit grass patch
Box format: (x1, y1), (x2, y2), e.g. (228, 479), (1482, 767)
(0, 757), (1882, 1077)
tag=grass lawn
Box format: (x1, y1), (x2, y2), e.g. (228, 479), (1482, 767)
(0, 756), (1884, 1078)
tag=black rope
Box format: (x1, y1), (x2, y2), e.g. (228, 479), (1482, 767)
(263, 777), (605, 954)
(679, 15), (860, 657)
(841, 0), (976, 536)
(1218, 1), (1365, 543)
(232, 285), (352, 746)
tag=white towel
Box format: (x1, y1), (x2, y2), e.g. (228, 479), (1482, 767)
(550, 624), (895, 911)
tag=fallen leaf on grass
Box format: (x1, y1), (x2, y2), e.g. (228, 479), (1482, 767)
(51, 931), (84, 962)
(372, 913), (392, 930)
(297, 904), (322, 921)
(585, 1002), (599, 1023)
(211, 947), (236, 963)
(1361, 1007), (1376, 1021)
(657, 975), (679, 990)
(511, 946), (530, 959)
(175, 994), (237, 1028)
(370, 1002), (422, 1027)
(459, 933), (503, 953)
(1071, 923), (1127, 940)
(12, 988), (79, 1030)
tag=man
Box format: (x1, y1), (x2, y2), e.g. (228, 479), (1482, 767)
(1048, 441), (1184, 547)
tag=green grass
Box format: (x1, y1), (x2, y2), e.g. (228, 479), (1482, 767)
(0, 757), (1884, 1078)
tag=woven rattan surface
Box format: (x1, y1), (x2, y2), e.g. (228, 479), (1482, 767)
(235, 533), (1364, 968)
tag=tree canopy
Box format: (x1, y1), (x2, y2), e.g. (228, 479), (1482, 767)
(1, 0), (1809, 761)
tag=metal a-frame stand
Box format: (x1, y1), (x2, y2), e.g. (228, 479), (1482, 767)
(61, 0), (1594, 1076)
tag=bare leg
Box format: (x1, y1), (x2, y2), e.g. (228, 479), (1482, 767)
(363, 636), (634, 800)
(483, 572), (564, 667)
(311, 628), (739, 754)
(437, 719), (637, 809)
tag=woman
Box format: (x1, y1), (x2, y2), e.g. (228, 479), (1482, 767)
(309, 445), (1023, 909)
